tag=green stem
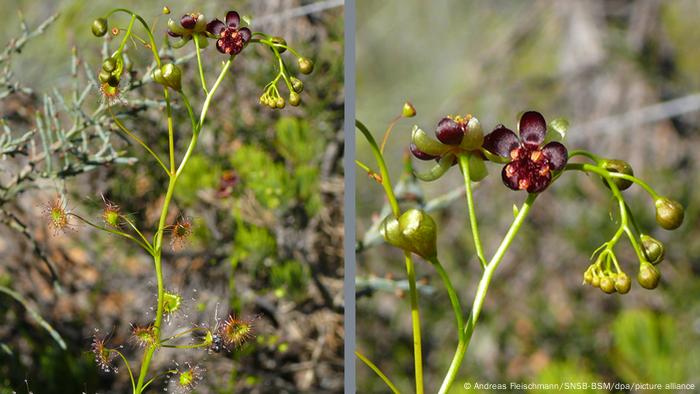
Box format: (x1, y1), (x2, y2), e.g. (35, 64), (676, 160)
(457, 154), (486, 268)
(404, 252), (424, 394)
(194, 37), (208, 95)
(355, 351), (401, 394)
(565, 163), (659, 200)
(438, 193), (537, 394)
(113, 349), (136, 392)
(357, 119), (423, 393)
(134, 176), (176, 393)
(69, 213), (153, 255)
(355, 120), (400, 216)
(108, 108), (169, 175)
(568, 149), (602, 163)
(176, 59), (232, 177)
(431, 257), (465, 339)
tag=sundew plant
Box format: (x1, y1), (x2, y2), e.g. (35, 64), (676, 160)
(356, 105), (685, 393)
(45, 6), (313, 393)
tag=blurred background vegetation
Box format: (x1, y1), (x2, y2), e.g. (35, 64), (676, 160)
(0, 0), (343, 393)
(356, 1), (699, 393)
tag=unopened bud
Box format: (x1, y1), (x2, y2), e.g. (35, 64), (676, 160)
(398, 209), (437, 259)
(402, 102), (416, 118)
(654, 197), (684, 230)
(614, 273), (631, 294)
(92, 18), (108, 37)
(298, 57), (314, 74)
(160, 63), (182, 91)
(601, 159), (634, 190)
(638, 262), (661, 289)
(640, 234), (664, 264)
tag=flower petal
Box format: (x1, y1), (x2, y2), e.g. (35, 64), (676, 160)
(541, 141), (568, 171)
(483, 125), (519, 158)
(180, 14), (197, 30)
(215, 39), (226, 54)
(519, 111), (546, 147)
(207, 19), (226, 36)
(527, 172), (552, 193)
(501, 164), (520, 190)
(435, 117), (463, 145)
(226, 11), (240, 28)
(239, 27), (252, 44)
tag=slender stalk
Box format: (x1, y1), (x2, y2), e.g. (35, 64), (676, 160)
(355, 351), (401, 394)
(69, 213), (153, 255)
(565, 163), (659, 200)
(108, 108), (169, 175)
(458, 154), (486, 268)
(134, 177), (176, 393)
(176, 59), (232, 177)
(438, 193), (537, 394)
(404, 252), (424, 394)
(114, 349), (136, 392)
(430, 257), (465, 339)
(194, 37), (208, 95)
(356, 119), (423, 393)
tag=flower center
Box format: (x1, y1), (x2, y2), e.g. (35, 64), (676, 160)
(504, 145), (552, 192)
(218, 27), (245, 55)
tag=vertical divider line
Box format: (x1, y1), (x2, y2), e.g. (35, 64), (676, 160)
(343, 0), (357, 393)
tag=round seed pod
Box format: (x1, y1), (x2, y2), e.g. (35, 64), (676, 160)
(289, 92), (301, 107)
(600, 276), (616, 294)
(638, 263), (661, 289)
(601, 159), (634, 190)
(654, 197), (684, 230)
(298, 57), (314, 74)
(92, 18), (108, 37)
(640, 234), (665, 264)
(615, 273), (631, 294)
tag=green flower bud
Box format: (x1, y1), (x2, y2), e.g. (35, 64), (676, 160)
(102, 58), (117, 73)
(601, 159), (634, 190)
(640, 234), (664, 264)
(160, 63), (182, 91)
(655, 197), (684, 230)
(583, 268), (593, 284)
(591, 275), (601, 288)
(289, 92), (301, 107)
(291, 77), (304, 93)
(458, 117), (484, 151)
(270, 36), (287, 53)
(638, 262), (660, 289)
(600, 276), (615, 294)
(614, 273), (631, 294)
(152, 68), (165, 85)
(91, 18), (108, 37)
(298, 57), (314, 74)
(398, 209), (437, 259)
(162, 6), (171, 15)
(380, 216), (411, 252)
(275, 97), (286, 109)
(402, 102), (416, 118)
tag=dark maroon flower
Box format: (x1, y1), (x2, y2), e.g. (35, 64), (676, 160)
(483, 111), (568, 193)
(206, 11), (252, 56)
